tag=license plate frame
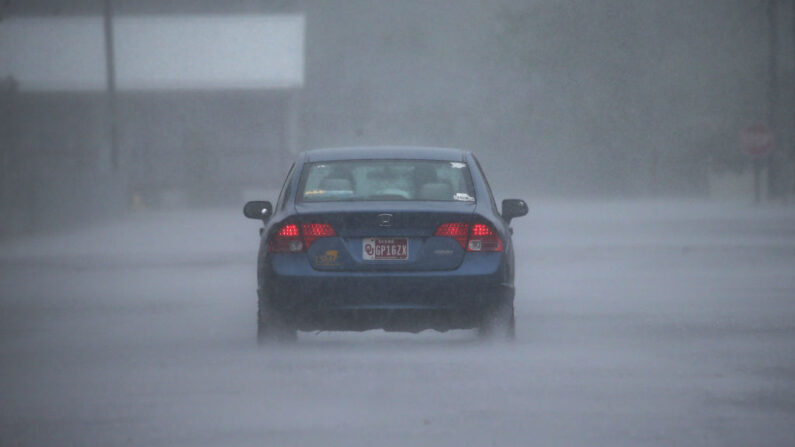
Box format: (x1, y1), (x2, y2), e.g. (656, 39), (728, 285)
(362, 237), (409, 261)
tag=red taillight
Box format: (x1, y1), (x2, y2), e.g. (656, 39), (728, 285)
(278, 224), (300, 238)
(467, 223), (503, 252)
(268, 224), (303, 252)
(434, 222), (470, 249)
(301, 223), (336, 248)
(434, 221), (503, 252)
(268, 223), (336, 253)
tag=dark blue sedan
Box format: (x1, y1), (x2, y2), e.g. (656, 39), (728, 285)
(244, 147), (527, 342)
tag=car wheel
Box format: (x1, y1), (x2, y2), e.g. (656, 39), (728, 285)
(478, 299), (515, 341)
(257, 296), (297, 344)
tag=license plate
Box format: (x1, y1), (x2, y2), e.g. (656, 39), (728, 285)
(362, 237), (408, 260)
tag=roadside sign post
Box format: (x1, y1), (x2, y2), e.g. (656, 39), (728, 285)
(741, 124), (774, 204)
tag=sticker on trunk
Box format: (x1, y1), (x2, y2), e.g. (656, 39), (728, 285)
(315, 249), (340, 266)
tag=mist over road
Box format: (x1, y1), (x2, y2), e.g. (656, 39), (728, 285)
(1, 201), (794, 446)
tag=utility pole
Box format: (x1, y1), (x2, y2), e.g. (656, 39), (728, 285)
(789, 0), (795, 201)
(103, 0), (119, 172)
(1, 77), (18, 209)
(766, 0), (780, 200)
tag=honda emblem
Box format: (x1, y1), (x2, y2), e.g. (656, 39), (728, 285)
(377, 213), (393, 227)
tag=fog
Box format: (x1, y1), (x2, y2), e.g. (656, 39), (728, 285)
(2, 1), (795, 446)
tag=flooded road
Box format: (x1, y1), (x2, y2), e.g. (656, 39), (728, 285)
(2, 201), (794, 446)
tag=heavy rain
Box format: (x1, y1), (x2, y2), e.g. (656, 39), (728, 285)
(1, 1), (795, 446)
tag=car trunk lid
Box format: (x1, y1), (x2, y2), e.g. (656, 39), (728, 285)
(295, 202), (475, 271)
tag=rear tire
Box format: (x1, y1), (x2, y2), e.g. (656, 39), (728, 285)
(478, 299), (515, 341)
(257, 296), (297, 345)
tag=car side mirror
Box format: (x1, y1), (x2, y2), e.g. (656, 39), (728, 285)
(501, 199), (528, 223)
(243, 201), (273, 220)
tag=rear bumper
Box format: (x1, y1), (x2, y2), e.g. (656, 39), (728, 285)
(260, 253), (513, 331)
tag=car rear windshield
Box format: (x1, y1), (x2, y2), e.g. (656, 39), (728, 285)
(299, 160), (476, 203)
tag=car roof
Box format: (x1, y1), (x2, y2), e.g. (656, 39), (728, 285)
(303, 146), (469, 162)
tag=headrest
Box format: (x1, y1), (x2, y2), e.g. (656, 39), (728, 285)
(418, 182), (452, 200)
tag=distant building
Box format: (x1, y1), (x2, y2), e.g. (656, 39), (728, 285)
(1, 14), (304, 216)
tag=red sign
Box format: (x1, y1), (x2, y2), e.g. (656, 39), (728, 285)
(741, 124), (774, 156)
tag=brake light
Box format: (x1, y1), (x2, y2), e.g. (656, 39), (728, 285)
(434, 222), (503, 252)
(268, 223), (337, 253)
(301, 223), (336, 248)
(434, 222), (469, 249)
(269, 224), (303, 252)
(467, 223), (503, 252)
